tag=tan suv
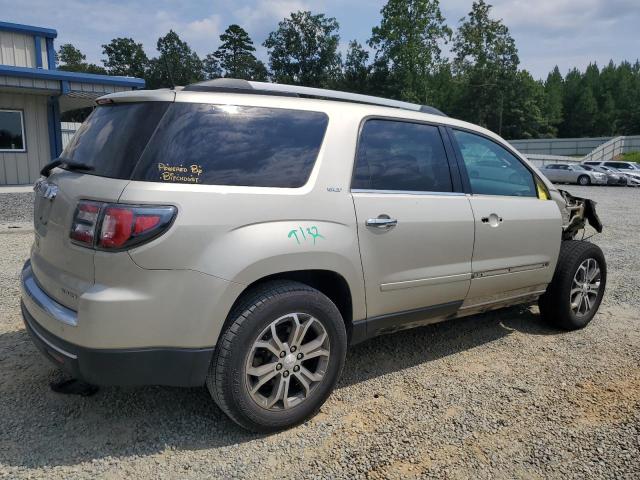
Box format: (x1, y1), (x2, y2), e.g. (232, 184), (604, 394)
(21, 79), (606, 432)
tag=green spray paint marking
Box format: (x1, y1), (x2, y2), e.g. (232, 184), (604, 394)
(288, 226), (325, 245)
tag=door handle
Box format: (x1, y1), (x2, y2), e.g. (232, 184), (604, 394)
(366, 216), (398, 229)
(481, 214), (503, 227)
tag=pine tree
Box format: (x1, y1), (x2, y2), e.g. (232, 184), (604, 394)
(212, 24), (267, 80)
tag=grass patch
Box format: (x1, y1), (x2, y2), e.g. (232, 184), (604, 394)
(620, 151), (640, 163)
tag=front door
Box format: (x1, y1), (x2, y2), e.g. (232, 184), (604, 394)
(351, 119), (475, 334)
(450, 129), (562, 308)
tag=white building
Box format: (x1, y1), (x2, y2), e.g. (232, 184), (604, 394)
(0, 21), (144, 185)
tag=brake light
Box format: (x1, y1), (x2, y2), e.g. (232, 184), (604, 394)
(70, 201), (176, 250)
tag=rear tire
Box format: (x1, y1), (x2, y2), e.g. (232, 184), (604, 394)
(207, 280), (347, 432)
(578, 175), (590, 186)
(539, 241), (606, 330)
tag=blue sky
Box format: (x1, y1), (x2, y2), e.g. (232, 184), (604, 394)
(1, 0), (637, 80)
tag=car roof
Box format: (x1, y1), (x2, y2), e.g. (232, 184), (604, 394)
(97, 81), (505, 147)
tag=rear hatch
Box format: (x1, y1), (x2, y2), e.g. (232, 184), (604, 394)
(31, 98), (172, 309)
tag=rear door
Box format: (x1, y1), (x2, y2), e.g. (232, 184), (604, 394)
(449, 128), (562, 308)
(30, 101), (170, 309)
(351, 119), (474, 331)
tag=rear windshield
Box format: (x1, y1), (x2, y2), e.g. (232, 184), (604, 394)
(60, 102), (170, 179)
(61, 102), (328, 188)
(133, 103), (328, 187)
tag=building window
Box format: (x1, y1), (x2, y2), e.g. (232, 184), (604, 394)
(0, 110), (26, 152)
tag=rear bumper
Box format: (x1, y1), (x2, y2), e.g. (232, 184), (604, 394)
(20, 261), (214, 387)
(22, 302), (213, 387)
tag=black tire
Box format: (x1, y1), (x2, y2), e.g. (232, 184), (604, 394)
(539, 240), (606, 330)
(207, 280), (347, 432)
(577, 175), (591, 186)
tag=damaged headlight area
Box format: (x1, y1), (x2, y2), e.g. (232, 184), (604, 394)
(560, 189), (603, 240)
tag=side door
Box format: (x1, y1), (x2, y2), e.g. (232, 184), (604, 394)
(448, 128), (562, 308)
(351, 118), (475, 336)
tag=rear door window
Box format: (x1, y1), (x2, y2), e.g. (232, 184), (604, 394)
(352, 119), (453, 192)
(134, 104), (328, 188)
(60, 102), (170, 179)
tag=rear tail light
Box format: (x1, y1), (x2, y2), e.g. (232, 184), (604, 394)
(70, 201), (176, 250)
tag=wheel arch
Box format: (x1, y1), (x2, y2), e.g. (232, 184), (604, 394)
(228, 269), (356, 340)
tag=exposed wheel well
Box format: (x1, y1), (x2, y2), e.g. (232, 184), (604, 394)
(233, 270), (353, 336)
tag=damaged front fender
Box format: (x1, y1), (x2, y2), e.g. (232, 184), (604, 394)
(557, 189), (603, 240)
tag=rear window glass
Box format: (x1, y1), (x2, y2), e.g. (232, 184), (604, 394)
(133, 104), (328, 187)
(60, 102), (170, 179)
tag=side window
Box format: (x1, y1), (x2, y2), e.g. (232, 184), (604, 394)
(352, 119), (453, 192)
(452, 130), (537, 197)
(606, 162), (629, 170)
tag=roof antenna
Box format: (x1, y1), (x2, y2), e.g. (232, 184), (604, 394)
(163, 56), (176, 89)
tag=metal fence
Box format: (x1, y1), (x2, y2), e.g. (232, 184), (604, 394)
(509, 137), (613, 156)
(510, 135), (640, 166)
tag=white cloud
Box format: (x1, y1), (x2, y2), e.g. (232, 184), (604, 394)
(234, 0), (312, 33)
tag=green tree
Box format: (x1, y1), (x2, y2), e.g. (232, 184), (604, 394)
(57, 43), (106, 74)
(203, 53), (222, 79)
(543, 66), (564, 135)
(101, 38), (148, 78)
(451, 0), (519, 134)
(368, 0), (451, 103)
(212, 24), (267, 80)
(263, 11), (341, 87)
(341, 40), (370, 93)
(501, 70), (548, 139)
(146, 30), (204, 88)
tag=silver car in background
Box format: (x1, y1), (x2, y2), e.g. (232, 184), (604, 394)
(581, 165), (627, 186)
(583, 161), (640, 186)
(542, 164), (608, 186)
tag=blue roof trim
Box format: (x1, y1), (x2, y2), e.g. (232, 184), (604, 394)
(0, 64), (145, 88)
(0, 21), (57, 38)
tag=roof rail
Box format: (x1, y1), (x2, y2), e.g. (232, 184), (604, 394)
(182, 78), (447, 116)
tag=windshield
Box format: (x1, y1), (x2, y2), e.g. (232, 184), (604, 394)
(60, 102), (170, 179)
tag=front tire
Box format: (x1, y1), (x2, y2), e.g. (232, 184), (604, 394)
(207, 280), (347, 432)
(578, 175), (591, 186)
(539, 241), (606, 330)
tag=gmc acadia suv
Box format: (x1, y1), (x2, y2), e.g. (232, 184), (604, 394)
(22, 79), (606, 432)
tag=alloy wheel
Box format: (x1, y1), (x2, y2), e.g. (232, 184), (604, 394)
(245, 313), (330, 410)
(570, 258), (601, 317)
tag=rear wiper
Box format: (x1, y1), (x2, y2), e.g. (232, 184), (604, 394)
(61, 160), (95, 172)
(40, 158), (94, 177)
(40, 159), (62, 177)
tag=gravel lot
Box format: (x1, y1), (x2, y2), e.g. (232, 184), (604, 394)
(0, 186), (638, 479)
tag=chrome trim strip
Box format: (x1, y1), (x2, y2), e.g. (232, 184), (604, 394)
(26, 317), (78, 360)
(21, 263), (78, 327)
(381, 273), (472, 292)
(460, 290), (547, 310)
(352, 189), (465, 196)
(471, 262), (549, 279)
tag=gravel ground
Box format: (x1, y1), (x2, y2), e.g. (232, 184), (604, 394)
(0, 186), (638, 479)
(0, 193), (33, 226)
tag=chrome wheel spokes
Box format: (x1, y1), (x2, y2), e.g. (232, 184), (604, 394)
(245, 313), (330, 411)
(570, 258), (601, 317)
